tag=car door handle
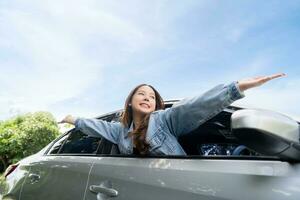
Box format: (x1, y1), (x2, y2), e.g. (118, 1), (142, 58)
(89, 182), (118, 197)
(28, 173), (40, 184)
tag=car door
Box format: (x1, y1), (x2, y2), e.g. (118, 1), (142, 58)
(20, 130), (101, 200)
(84, 155), (300, 200)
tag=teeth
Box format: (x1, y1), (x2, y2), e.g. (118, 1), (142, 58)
(140, 104), (149, 108)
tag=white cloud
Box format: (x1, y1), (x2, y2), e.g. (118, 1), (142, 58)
(0, 0), (299, 123)
(0, 0), (185, 120)
(0, 0), (156, 120)
(0, 8), (100, 117)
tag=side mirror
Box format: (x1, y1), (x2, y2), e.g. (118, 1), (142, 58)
(231, 109), (300, 161)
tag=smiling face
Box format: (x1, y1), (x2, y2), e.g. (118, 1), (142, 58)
(121, 84), (164, 128)
(131, 85), (156, 117)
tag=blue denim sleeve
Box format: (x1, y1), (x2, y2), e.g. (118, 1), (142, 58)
(74, 118), (121, 144)
(161, 82), (245, 137)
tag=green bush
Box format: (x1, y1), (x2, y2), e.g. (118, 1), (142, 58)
(0, 112), (60, 173)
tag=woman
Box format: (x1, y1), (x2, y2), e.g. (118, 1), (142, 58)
(60, 73), (285, 155)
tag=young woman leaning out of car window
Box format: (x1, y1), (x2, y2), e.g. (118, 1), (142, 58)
(60, 73), (286, 155)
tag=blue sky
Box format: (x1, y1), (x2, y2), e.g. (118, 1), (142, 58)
(0, 0), (299, 122)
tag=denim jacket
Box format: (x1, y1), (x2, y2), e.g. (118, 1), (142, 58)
(75, 82), (245, 155)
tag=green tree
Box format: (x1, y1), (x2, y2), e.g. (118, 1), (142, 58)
(0, 112), (60, 173)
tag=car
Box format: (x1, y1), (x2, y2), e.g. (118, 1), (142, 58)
(1, 100), (300, 200)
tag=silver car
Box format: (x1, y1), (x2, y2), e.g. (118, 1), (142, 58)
(1, 101), (300, 200)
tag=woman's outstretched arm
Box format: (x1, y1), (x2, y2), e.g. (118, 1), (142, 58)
(59, 115), (122, 144)
(160, 73), (286, 138)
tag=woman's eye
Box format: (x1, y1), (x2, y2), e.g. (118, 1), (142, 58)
(150, 96), (155, 99)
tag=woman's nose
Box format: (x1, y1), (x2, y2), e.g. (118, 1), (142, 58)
(144, 96), (150, 101)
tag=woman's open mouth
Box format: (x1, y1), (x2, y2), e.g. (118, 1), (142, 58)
(140, 103), (150, 109)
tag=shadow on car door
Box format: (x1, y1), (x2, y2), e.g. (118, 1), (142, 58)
(20, 130), (100, 200)
(21, 156), (93, 200)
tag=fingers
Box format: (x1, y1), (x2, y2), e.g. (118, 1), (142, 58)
(238, 72), (286, 92)
(57, 119), (66, 124)
(268, 73), (286, 80)
(258, 73), (286, 84)
(57, 115), (71, 124)
(59, 115), (76, 125)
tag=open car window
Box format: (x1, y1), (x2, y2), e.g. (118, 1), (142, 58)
(178, 110), (259, 156)
(59, 130), (101, 154)
(48, 134), (69, 154)
(48, 130), (101, 155)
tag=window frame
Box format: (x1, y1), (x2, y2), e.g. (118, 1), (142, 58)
(45, 129), (103, 156)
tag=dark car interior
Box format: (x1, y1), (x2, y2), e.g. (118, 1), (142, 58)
(178, 108), (259, 156)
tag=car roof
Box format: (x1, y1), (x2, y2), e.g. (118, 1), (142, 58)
(94, 99), (300, 123)
(94, 99), (240, 119)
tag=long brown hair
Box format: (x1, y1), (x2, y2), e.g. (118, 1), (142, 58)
(121, 84), (164, 154)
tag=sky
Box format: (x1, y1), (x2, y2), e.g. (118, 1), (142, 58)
(0, 0), (299, 122)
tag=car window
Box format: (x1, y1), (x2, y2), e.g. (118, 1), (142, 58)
(59, 130), (101, 154)
(48, 134), (69, 154)
(48, 130), (101, 155)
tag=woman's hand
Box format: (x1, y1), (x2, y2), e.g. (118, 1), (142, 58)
(238, 73), (286, 92)
(58, 115), (77, 125)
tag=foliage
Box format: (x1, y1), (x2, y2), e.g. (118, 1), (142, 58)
(0, 112), (60, 172)
(0, 173), (8, 195)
